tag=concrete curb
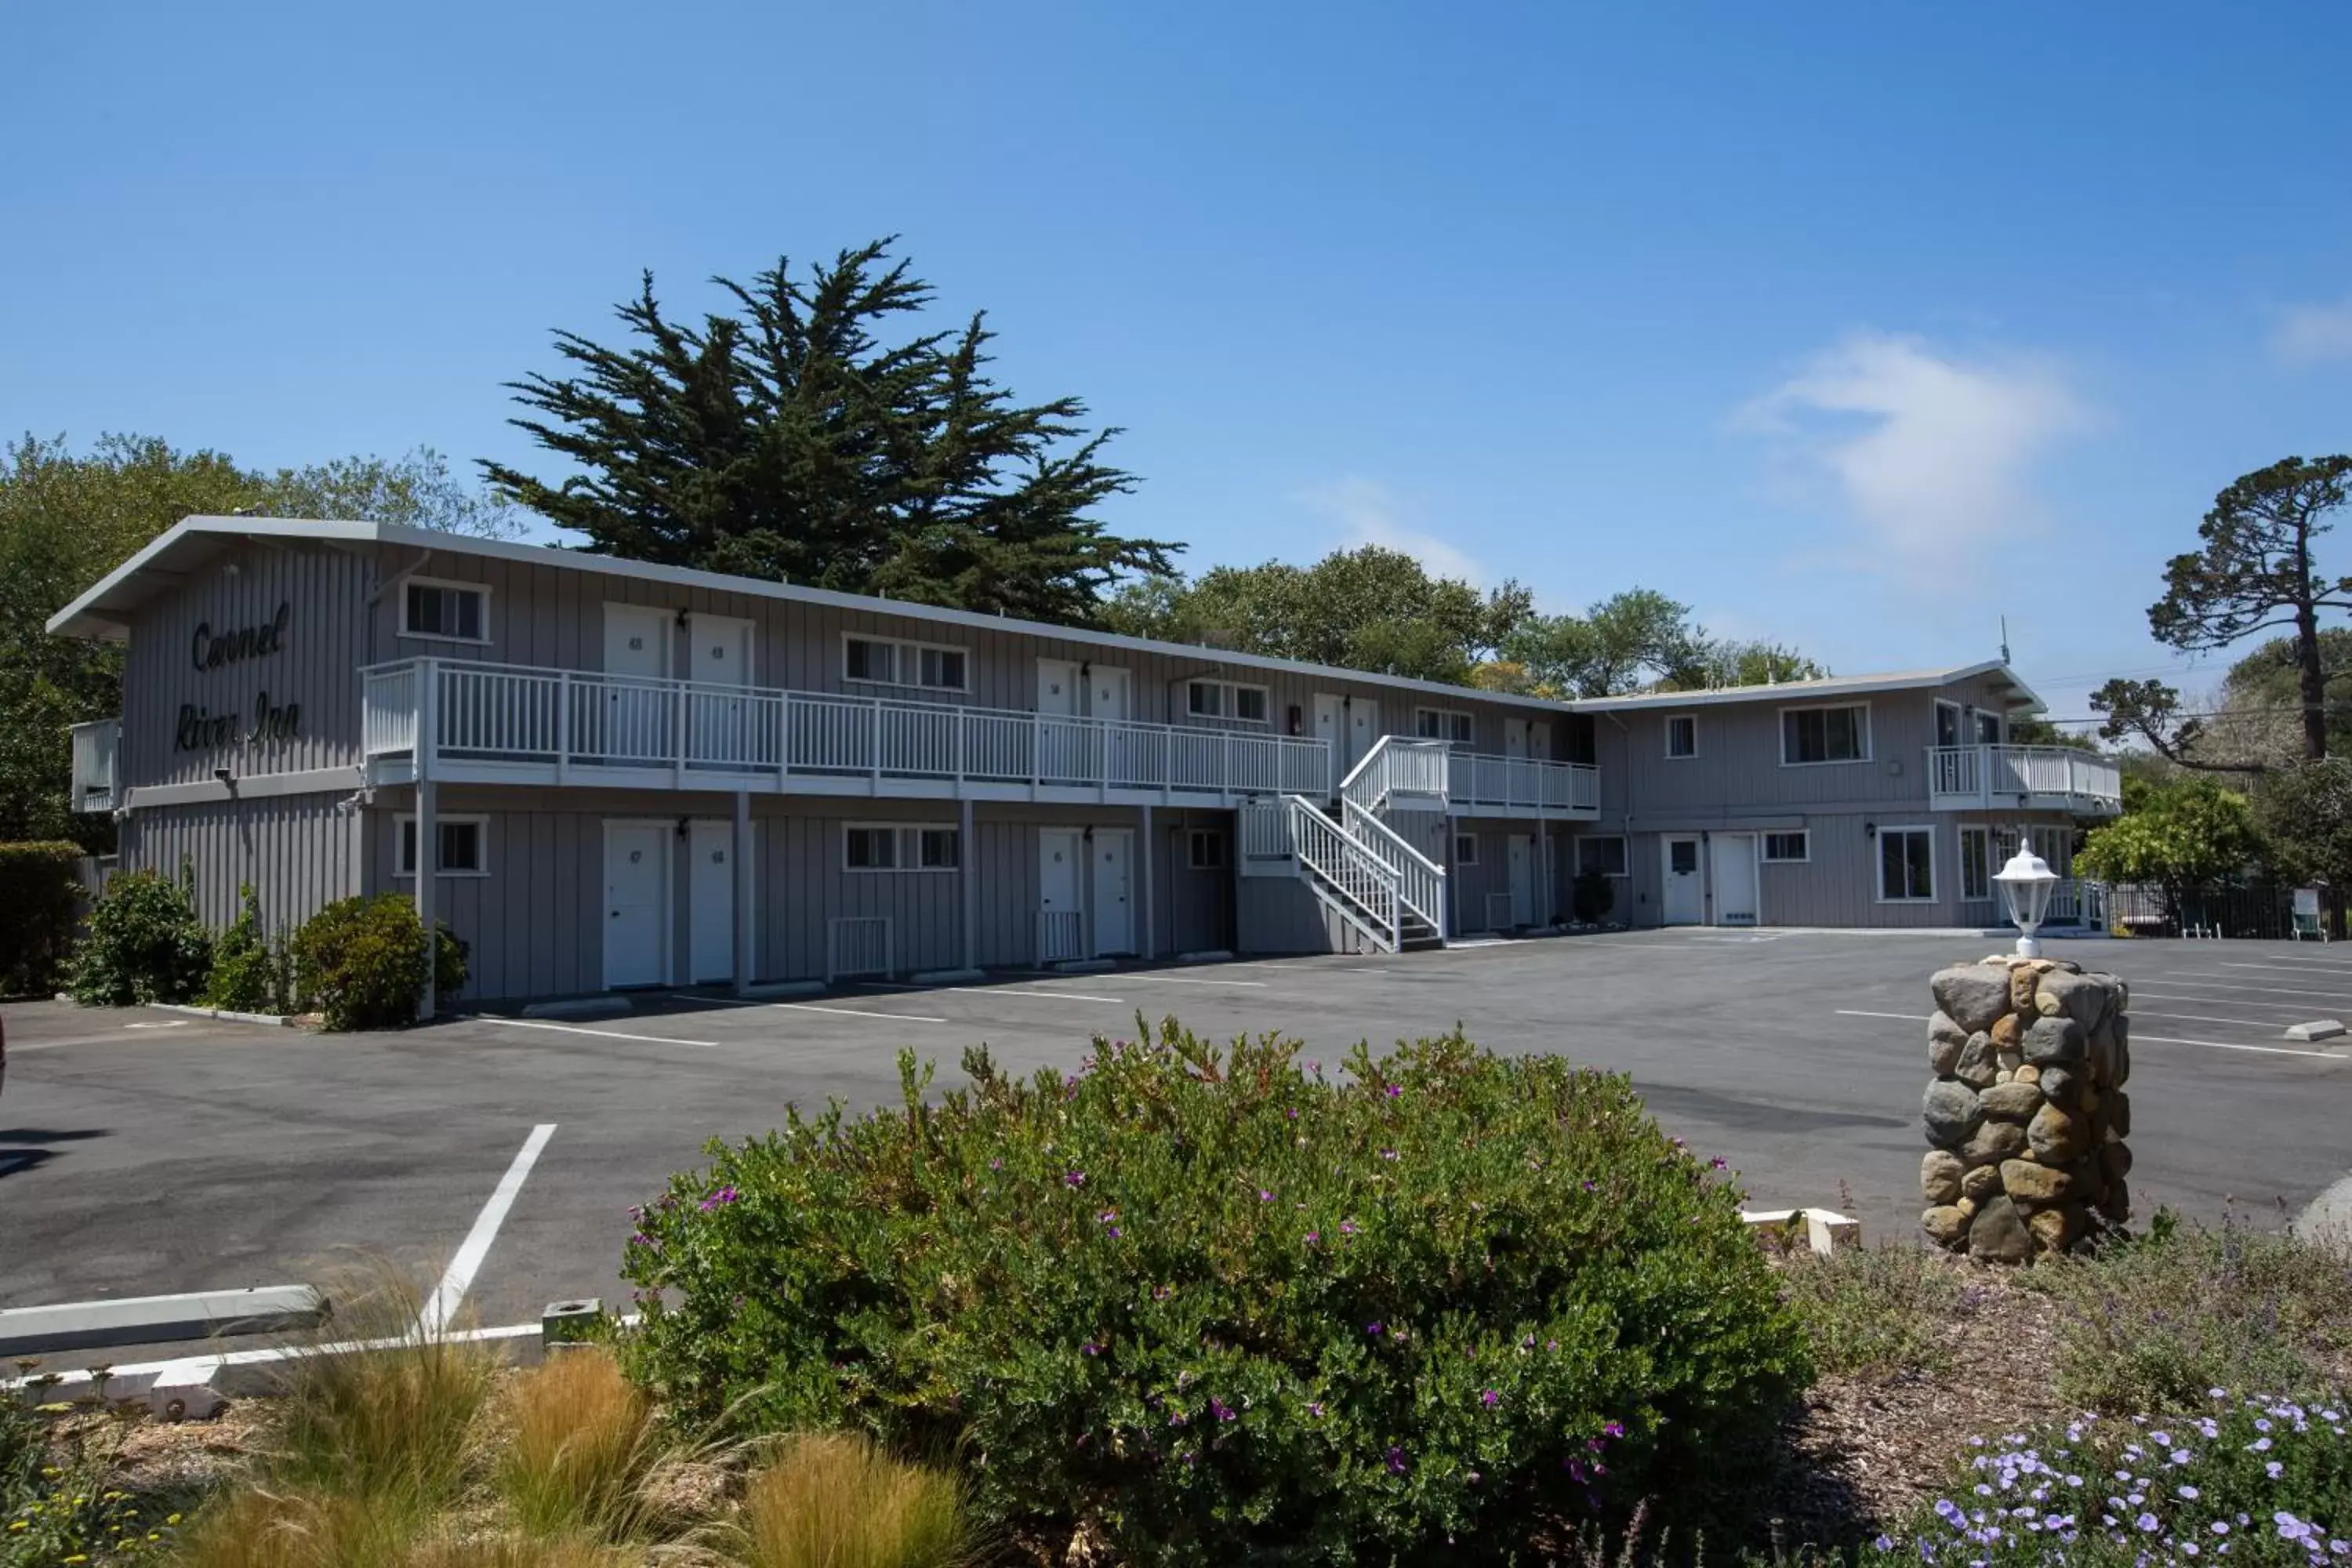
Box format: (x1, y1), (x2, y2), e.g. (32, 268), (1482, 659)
(909, 967), (985, 985)
(519, 995), (632, 1019)
(148, 1003), (296, 1027)
(1047, 959), (1116, 974)
(1740, 1207), (1860, 1256)
(0, 1285), (326, 1359)
(744, 980), (826, 998)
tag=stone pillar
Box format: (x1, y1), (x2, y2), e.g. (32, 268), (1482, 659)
(1920, 954), (2132, 1262)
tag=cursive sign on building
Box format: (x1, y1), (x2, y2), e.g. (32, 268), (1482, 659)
(191, 602), (290, 671)
(176, 601), (301, 751)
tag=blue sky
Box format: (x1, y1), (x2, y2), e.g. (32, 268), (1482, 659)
(6, 2), (2350, 724)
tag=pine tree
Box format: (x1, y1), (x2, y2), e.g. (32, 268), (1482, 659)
(481, 240), (1178, 624)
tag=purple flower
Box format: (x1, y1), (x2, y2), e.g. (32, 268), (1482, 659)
(1258, 1189), (1274, 1202)
(1386, 1446), (1408, 1475)
(1385, 1084), (1402, 1099)
(1380, 1148), (1398, 1161)
(1304, 1232), (1320, 1245)
(1366, 1321), (1385, 1336)
(2213, 1523), (2231, 1536)
(2180, 1486), (2201, 1500)
(2138, 1513), (2161, 1534)
(1710, 1156), (1729, 1169)
(698, 1185), (739, 1211)
(1210, 1396), (1237, 1422)
(1875, 1536), (1894, 1552)
(629, 1231), (655, 1247)
(1602, 1421), (1625, 1438)
(1065, 1170), (1087, 1188)
(1340, 1221), (1359, 1236)
(1080, 1341), (1101, 1356)
(1308, 1401), (1326, 1417)
(1152, 1285), (1171, 1301)
(1581, 1180), (1597, 1192)
(1480, 1388), (1501, 1408)
(2172, 1450), (2194, 1465)
(2266, 1461), (2284, 1480)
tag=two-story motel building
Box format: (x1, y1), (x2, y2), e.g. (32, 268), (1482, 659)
(49, 517), (2123, 1011)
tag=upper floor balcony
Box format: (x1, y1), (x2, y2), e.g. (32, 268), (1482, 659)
(1926, 744), (2122, 816)
(1342, 735), (1601, 821)
(361, 657), (1332, 805)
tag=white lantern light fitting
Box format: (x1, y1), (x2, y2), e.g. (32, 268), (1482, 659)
(1993, 843), (2060, 957)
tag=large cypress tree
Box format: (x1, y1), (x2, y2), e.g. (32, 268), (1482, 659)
(481, 240), (1178, 624)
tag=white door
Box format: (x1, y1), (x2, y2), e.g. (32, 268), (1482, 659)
(1527, 720), (1552, 760)
(604, 821), (668, 987)
(1313, 695), (1344, 795)
(1089, 666), (1131, 721)
(1504, 717), (1528, 759)
(1711, 833), (1759, 927)
(1508, 834), (1536, 927)
(1662, 835), (1704, 925)
(1091, 829), (1134, 956)
(1037, 659), (1081, 715)
(689, 820), (739, 983)
(1036, 660), (1084, 782)
(601, 604), (671, 761)
(686, 614), (754, 767)
(1346, 699), (1379, 774)
(1039, 828), (1084, 960)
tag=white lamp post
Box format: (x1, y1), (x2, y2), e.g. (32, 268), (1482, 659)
(1994, 843), (2060, 958)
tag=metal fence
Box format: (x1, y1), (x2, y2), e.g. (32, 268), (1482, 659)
(2097, 880), (2341, 941)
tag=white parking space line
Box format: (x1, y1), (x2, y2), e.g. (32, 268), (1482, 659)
(948, 987), (1127, 1005)
(773, 1002), (950, 1024)
(419, 1123), (556, 1338)
(2126, 978), (2352, 1003)
(123, 1020), (192, 1030)
(2135, 1009), (2328, 1033)
(1111, 973), (1269, 989)
(2217, 960), (2352, 973)
(1835, 1010), (1929, 1022)
(2130, 990), (2338, 1012)
(489, 1018), (717, 1047)
(1831, 1010), (2345, 1062)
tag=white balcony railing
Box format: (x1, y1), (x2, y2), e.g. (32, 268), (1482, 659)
(70, 718), (121, 814)
(361, 658), (1331, 800)
(1926, 745), (2122, 814)
(1447, 750), (1601, 814)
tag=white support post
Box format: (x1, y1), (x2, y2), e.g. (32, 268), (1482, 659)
(1139, 803), (1156, 960)
(732, 791), (753, 998)
(555, 670), (572, 786)
(871, 698), (884, 791)
(673, 679), (687, 789)
(960, 797), (978, 972)
(414, 661), (438, 1022)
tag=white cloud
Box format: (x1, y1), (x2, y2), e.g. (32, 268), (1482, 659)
(1737, 331), (2089, 573)
(2271, 296), (2352, 362)
(1294, 476), (1489, 585)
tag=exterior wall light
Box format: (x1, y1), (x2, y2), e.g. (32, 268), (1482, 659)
(1994, 843), (2060, 957)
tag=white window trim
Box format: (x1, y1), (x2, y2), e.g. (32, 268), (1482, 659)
(1875, 823), (1938, 904)
(1454, 833), (1479, 867)
(1761, 830), (1810, 865)
(841, 633), (970, 693)
(1574, 834), (1630, 878)
(1959, 824), (1993, 902)
(397, 575), (492, 644)
(1779, 701), (1873, 767)
(1414, 706), (1475, 745)
(394, 814), (490, 878)
(1185, 677), (1272, 727)
(1664, 713), (1699, 760)
(844, 822), (960, 873)
(1186, 829), (1226, 870)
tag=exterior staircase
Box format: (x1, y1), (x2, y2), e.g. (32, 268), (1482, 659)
(1243, 737), (1452, 955)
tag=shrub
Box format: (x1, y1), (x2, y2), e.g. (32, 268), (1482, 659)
(1780, 1240), (1974, 1378)
(1, 1399), (174, 1563)
(2024, 1210), (2352, 1414)
(1571, 869), (1617, 924)
(495, 1348), (662, 1541)
(734, 1431), (968, 1568)
(64, 863), (212, 1006)
(289, 895), (468, 1030)
(1865, 1390), (2352, 1567)
(622, 1021), (1810, 1564)
(205, 882), (289, 1013)
(0, 840), (83, 998)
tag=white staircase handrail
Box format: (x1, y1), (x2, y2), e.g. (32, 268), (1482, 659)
(1283, 795), (1403, 953)
(1341, 734), (1451, 814)
(1341, 797), (1446, 937)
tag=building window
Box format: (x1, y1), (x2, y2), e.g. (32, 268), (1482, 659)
(1782, 702), (1870, 765)
(1575, 835), (1628, 877)
(846, 824), (959, 872)
(1878, 826), (1935, 902)
(1762, 830), (1809, 863)
(1664, 713), (1698, 759)
(1415, 708), (1475, 745)
(1454, 833), (1479, 866)
(400, 579), (488, 643)
(1960, 826), (1992, 901)
(1186, 679), (1270, 724)
(1975, 710), (2004, 745)
(1188, 830), (1226, 869)
(397, 815), (487, 877)
(845, 635), (967, 691)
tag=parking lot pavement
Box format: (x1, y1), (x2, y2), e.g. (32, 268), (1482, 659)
(4, 930), (2346, 1349)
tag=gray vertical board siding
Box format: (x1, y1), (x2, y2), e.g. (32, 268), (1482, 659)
(1156, 809), (1236, 954)
(121, 795), (358, 935)
(121, 541), (369, 790)
(1236, 876), (1341, 956)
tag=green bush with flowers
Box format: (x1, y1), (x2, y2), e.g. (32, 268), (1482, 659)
(619, 1019), (1809, 1564)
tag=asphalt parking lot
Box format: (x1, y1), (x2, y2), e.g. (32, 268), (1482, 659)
(5, 928), (2349, 1352)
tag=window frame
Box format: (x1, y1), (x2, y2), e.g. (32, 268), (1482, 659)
(1780, 701), (1873, 767)
(1187, 829), (1227, 870)
(1974, 710), (2005, 746)
(1664, 713), (1699, 760)
(397, 576), (492, 645)
(1959, 824), (1992, 902)
(1574, 834), (1629, 878)
(1414, 706), (1476, 746)
(842, 633), (969, 694)
(1185, 678), (1272, 726)
(1761, 829), (1810, 864)
(394, 813), (489, 878)
(1875, 824), (1937, 904)
(1933, 698), (1965, 750)
(1454, 833), (1479, 867)
(844, 822), (960, 873)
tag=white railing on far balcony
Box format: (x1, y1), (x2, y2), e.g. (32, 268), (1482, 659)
(360, 658), (1331, 800)
(1447, 750), (1600, 814)
(70, 718), (120, 814)
(1341, 735), (1451, 815)
(1926, 745), (2122, 813)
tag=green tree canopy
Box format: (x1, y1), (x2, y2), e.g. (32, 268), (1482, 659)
(1099, 546), (1533, 684)
(2094, 456), (2352, 767)
(2, 434), (514, 846)
(482, 239), (1177, 626)
(2074, 775), (2263, 916)
(2253, 759), (2352, 891)
(1490, 590), (1823, 698)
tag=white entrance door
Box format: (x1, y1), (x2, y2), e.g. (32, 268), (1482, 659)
(1508, 834), (1536, 927)
(1037, 659), (1081, 715)
(1527, 720), (1552, 760)
(688, 820), (739, 983)
(1662, 835), (1704, 925)
(1091, 829), (1134, 956)
(1711, 833), (1759, 927)
(1313, 695), (1344, 795)
(1039, 828), (1084, 960)
(1346, 699), (1380, 775)
(686, 614), (754, 767)
(604, 821), (668, 987)
(1504, 717), (1528, 759)
(1089, 666), (1131, 720)
(601, 604), (671, 762)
